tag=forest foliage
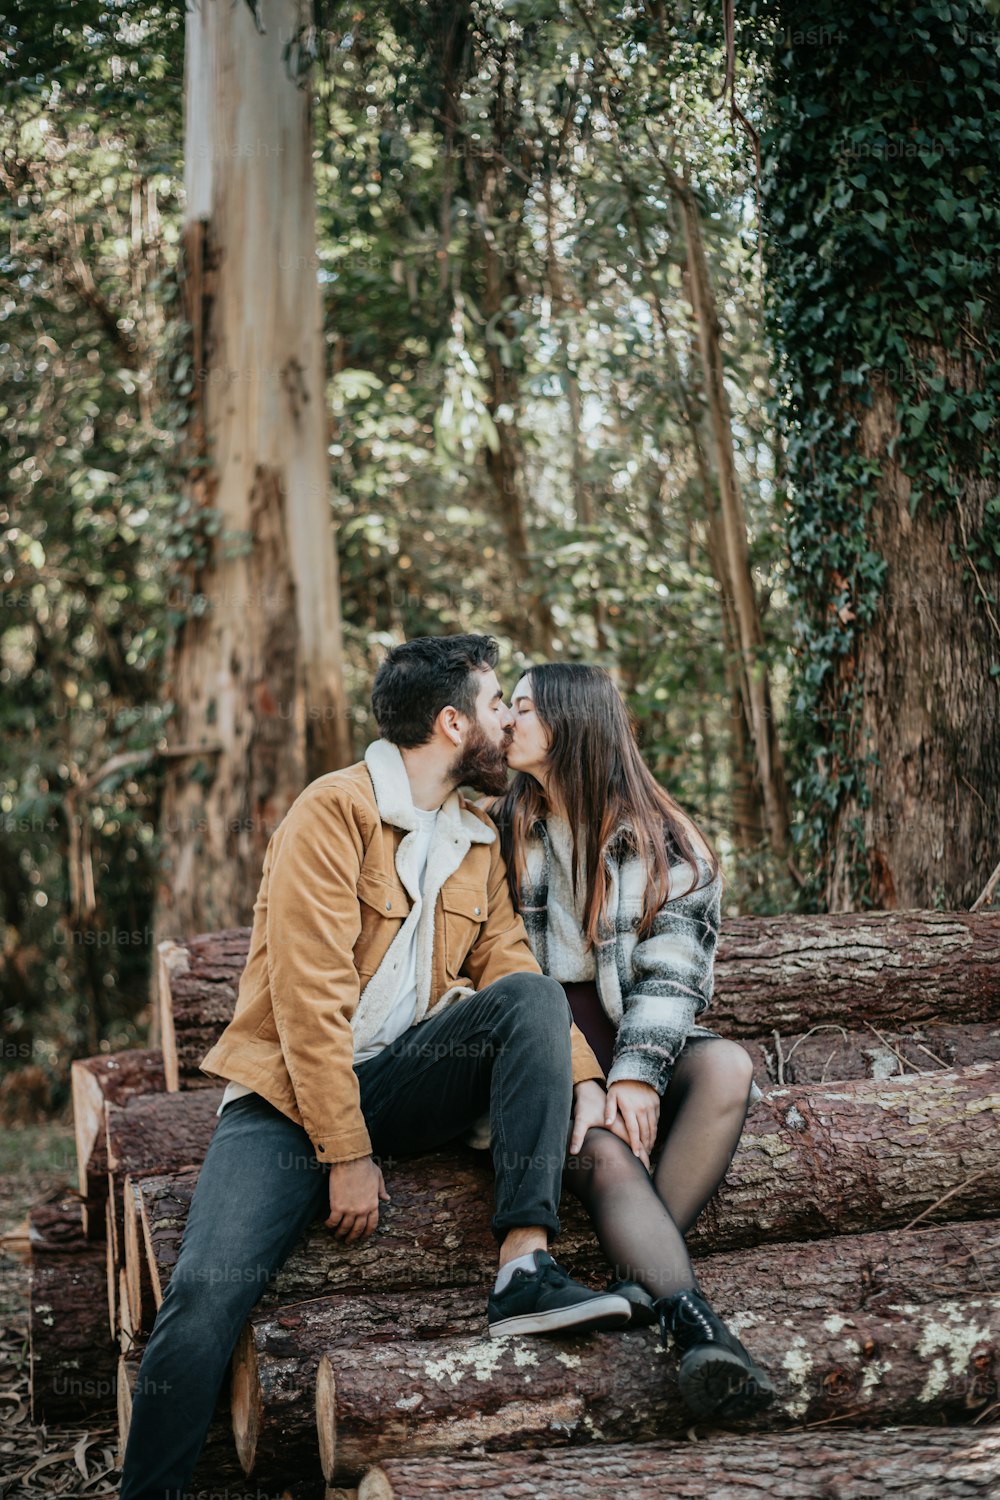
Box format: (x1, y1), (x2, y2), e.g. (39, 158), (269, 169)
(3, 1), (997, 1114)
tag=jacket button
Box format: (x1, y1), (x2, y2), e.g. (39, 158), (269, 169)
(386, 900), (392, 910)
(474, 906), (481, 916)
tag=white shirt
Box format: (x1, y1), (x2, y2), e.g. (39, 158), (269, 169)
(353, 804), (438, 1062)
(217, 804), (440, 1115)
(544, 815), (596, 982)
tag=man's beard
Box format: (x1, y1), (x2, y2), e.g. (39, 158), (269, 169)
(451, 722), (511, 796)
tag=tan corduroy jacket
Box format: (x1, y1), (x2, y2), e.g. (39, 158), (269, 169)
(198, 738), (603, 1163)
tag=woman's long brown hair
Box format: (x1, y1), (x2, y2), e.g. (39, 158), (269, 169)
(491, 664), (723, 945)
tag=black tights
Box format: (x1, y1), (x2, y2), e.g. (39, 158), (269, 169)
(563, 1038), (755, 1301)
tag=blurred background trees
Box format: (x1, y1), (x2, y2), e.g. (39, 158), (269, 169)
(2, 0), (997, 1117)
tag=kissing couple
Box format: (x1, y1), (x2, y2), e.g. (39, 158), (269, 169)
(119, 633), (774, 1500)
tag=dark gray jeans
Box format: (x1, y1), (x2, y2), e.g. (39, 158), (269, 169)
(118, 971), (573, 1500)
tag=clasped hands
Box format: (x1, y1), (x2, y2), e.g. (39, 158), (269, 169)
(325, 1076), (660, 1243)
(570, 1077), (660, 1168)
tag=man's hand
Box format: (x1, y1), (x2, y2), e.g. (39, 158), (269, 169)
(324, 1155), (390, 1243)
(605, 1080), (660, 1163)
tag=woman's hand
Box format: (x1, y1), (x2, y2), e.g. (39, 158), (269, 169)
(605, 1080), (660, 1163)
(569, 1079), (609, 1155)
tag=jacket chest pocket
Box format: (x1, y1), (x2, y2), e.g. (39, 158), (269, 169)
(355, 872), (411, 981)
(440, 882), (486, 975)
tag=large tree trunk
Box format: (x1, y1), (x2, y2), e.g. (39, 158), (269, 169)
(828, 372), (1000, 912)
(760, 2), (1000, 911)
(233, 1215), (998, 1482)
(152, 0), (352, 1038)
(358, 1427), (1000, 1499)
(315, 1294), (999, 1483)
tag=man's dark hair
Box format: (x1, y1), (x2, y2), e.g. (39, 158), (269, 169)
(371, 634), (500, 747)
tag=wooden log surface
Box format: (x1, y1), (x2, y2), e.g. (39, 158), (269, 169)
(118, 1264), (134, 1352)
(105, 1193), (116, 1341)
(159, 930), (250, 1090)
(712, 909), (1000, 1032)
(71, 1049), (165, 1216)
(139, 1063), (1000, 1321)
(232, 1217), (999, 1484)
(159, 914), (1000, 1087)
(742, 1019), (1000, 1086)
(117, 1348), (327, 1500)
(357, 1428), (1000, 1499)
(696, 1060), (1000, 1253)
(105, 1085), (224, 1258)
(315, 1294), (1000, 1483)
(123, 1173), (153, 1342)
(29, 1190), (118, 1424)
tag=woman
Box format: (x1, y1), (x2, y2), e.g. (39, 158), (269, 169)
(489, 662), (775, 1422)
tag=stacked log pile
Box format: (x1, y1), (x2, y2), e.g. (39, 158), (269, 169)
(27, 912), (1000, 1497)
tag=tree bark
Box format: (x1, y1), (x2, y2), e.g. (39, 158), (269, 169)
(141, 1064), (1000, 1314)
(29, 1190), (118, 1424)
(742, 1019), (1000, 1087)
(760, 3), (1000, 911)
(710, 909), (1000, 1033)
(233, 1288), (494, 1483)
(152, 0), (352, 1041)
(699, 1061), (1000, 1252)
(315, 1293), (999, 1483)
(105, 1086), (224, 1259)
(159, 913), (1000, 1089)
(158, 930), (249, 1090)
(71, 1048), (165, 1219)
(827, 373), (1000, 911)
(233, 1215), (998, 1482)
(357, 1426), (1000, 1499)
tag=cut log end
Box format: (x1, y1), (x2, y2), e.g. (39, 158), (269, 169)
(158, 938), (190, 1093)
(118, 1266), (133, 1349)
(116, 1354), (132, 1465)
(357, 1475), (392, 1500)
(105, 1195), (116, 1341)
(123, 1176), (143, 1334)
(316, 1354), (337, 1483)
(232, 1320), (264, 1476)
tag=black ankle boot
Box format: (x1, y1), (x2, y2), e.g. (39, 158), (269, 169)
(653, 1286), (777, 1421)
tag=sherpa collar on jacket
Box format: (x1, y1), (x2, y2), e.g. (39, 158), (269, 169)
(364, 737), (496, 844)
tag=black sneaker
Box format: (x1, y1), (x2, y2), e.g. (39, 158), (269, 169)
(488, 1252), (633, 1338)
(654, 1286), (777, 1420)
(607, 1277), (658, 1327)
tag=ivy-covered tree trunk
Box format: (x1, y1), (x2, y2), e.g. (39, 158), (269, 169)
(757, 0), (1000, 910)
(152, 0), (352, 1002)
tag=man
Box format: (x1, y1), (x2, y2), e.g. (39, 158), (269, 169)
(119, 634), (629, 1499)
